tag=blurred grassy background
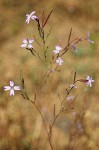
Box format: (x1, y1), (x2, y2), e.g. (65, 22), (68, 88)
(0, 0), (99, 150)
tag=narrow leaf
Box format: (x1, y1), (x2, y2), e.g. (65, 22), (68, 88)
(42, 10), (53, 28)
(67, 27), (72, 46)
(53, 104), (56, 117)
(21, 77), (24, 89)
(41, 10), (45, 28)
(34, 93), (36, 103)
(74, 71), (76, 82)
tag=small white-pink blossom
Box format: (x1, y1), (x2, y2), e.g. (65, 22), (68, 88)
(4, 81), (20, 96)
(71, 44), (78, 53)
(86, 32), (94, 44)
(53, 45), (62, 54)
(72, 111), (77, 116)
(86, 75), (94, 87)
(56, 57), (64, 66)
(67, 96), (74, 102)
(25, 11), (38, 24)
(77, 123), (83, 133)
(21, 39), (34, 49)
(69, 84), (77, 88)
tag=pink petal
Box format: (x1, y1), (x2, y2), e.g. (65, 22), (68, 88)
(28, 44), (33, 48)
(10, 89), (14, 96)
(30, 11), (35, 16)
(25, 19), (30, 24)
(4, 86), (11, 91)
(22, 39), (27, 43)
(21, 44), (27, 48)
(10, 81), (14, 87)
(29, 39), (34, 43)
(14, 86), (20, 90)
(56, 46), (62, 50)
(31, 15), (38, 20)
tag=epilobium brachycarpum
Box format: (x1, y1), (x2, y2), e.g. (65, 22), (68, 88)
(3, 10), (95, 150)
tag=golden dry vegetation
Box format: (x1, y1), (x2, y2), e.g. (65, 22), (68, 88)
(0, 0), (99, 150)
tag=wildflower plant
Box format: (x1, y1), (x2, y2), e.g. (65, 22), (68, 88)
(4, 10), (95, 150)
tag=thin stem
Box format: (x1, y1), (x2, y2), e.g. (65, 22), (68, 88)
(50, 111), (61, 133)
(27, 99), (54, 150)
(48, 82), (78, 138)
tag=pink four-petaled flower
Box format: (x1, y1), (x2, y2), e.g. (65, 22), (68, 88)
(21, 39), (34, 49)
(4, 81), (20, 96)
(25, 11), (38, 24)
(56, 57), (64, 66)
(53, 45), (62, 54)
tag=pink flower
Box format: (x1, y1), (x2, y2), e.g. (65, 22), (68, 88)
(86, 75), (94, 87)
(56, 57), (64, 66)
(21, 39), (34, 49)
(67, 96), (74, 102)
(4, 81), (20, 96)
(86, 32), (94, 44)
(69, 84), (77, 88)
(53, 45), (62, 54)
(71, 44), (78, 52)
(25, 11), (38, 24)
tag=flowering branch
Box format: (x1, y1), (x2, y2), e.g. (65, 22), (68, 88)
(20, 77), (54, 150)
(3, 9), (95, 150)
